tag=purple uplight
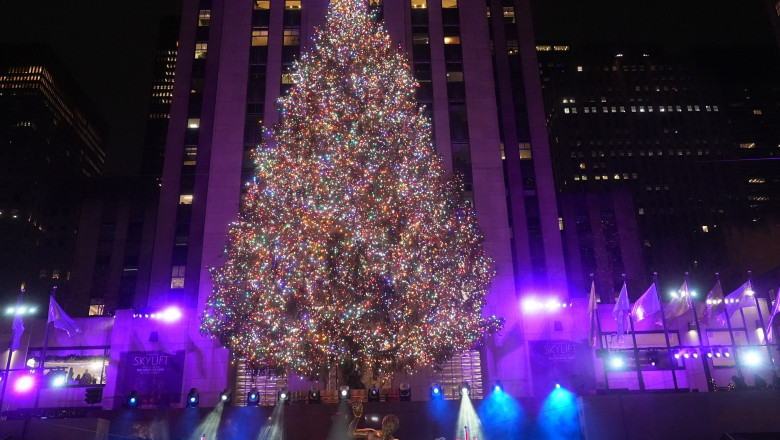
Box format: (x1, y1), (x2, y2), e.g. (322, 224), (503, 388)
(521, 297), (569, 313)
(159, 306), (182, 322)
(14, 375), (35, 393)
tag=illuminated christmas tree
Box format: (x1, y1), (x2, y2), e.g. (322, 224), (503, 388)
(201, 0), (501, 378)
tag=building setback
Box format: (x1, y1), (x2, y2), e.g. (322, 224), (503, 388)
(146, 0), (568, 400)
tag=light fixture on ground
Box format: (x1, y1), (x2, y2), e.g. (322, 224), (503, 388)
(555, 383), (561, 389)
(368, 384), (380, 402)
(493, 381), (503, 393)
(744, 350), (761, 367)
(220, 389), (233, 405)
(126, 390), (139, 408)
(608, 353), (625, 369)
(338, 386), (351, 401)
(308, 386), (321, 404)
(459, 382), (471, 398)
(186, 388), (199, 407)
(277, 386), (290, 404)
(247, 387), (260, 406)
(430, 383), (443, 399)
(399, 383), (411, 401)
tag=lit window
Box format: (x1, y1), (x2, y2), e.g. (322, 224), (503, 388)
(581, 175), (588, 181)
(179, 194), (194, 205)
(171, 266), (186, 289)
(536, 45), (552, 51)
(444, 36), (460, 45)
(638, 208), (644, 215)
(442, 0), (457, 8)
(503, 6), (515, 22)
(198, 10), (211, 26)
(446, 71), (464, 82)
(576, 66), (583, 72)
(411, 0), (427, 8)
(702, 226), (709, 233)
(285, 0), (301, 9)
(749, 178), (766, 184)
(89, 303), (105, 316)
(740, 143), (756, 149)
(195, 43), (208, 59)
(753, 109), (763, 115)
(558, 217), (564, 231)
(564, 108), (570, 114)
(413, 33), (430, 44)
(283, 28), (300, 46)
(184, 147), (197, 165)
(282, 73), (296, 84)
(52, 269), (60, 280)
(553, 45), (569, 51)
(252, 29), (269, 46)
(187, 118), (200, 129)
(254, 0), (270, 9)
(518, 143), (532, 159)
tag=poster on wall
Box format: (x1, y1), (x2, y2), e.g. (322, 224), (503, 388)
(529, 340), (596, 396)
(117, 350), (185, 406)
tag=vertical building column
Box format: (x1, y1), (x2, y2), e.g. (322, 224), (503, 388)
(458, 0), (527, 396)
(515, 0), (568, 296)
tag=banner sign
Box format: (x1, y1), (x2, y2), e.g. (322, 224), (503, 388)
(529, 340), (596, 396)
(117, 350), (185, 406)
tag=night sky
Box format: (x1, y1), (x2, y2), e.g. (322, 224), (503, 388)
(0, 1), (774, 176)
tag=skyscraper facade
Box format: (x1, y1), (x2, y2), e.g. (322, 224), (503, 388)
(0, 45), (106, 306)
(148, 0), (569, 398)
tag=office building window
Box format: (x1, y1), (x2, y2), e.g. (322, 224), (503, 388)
(179, 194), (194, 205)
(411, 0), (427, 8)
(187, 118), (200, 129)
(198, 10), (211, 26)
(252, 28), (269, 46)
(195, 43), (208, 59)
(444, 36), (460, 45)
(283, 28), (300, 46)
(442, 0), (457, 7)
(171, 266), (186, 289)
(285, 0), (301, 9)
(254, 0), (270, 9)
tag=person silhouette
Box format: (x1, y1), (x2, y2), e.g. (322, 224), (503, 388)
(348, 399), (399, 440)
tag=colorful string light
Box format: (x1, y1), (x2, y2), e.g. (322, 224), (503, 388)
(200, 0), (502, 378)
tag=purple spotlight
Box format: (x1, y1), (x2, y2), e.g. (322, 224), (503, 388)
(14, 375), (35, 393)
(724, 351), (730, 358)
(674, 353), (681, 359)
(692, 353), (699, 359)
(159, 306), (183, 322)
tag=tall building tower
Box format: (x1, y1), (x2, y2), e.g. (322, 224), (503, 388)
(538, 46), (734, 296)
(0, 45), (106, 306)
(148, 0), (568, 399)
(141, 16), (181, 183)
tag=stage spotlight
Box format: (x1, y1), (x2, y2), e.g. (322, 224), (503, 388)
(186, 388), (199, 407)
(430, 383), (443, 399)
(493, 381), (504, 393)
(51, 373), (67, 388)
(220, 389), (233, 405)
(683, 352), (690, 359)
(609, 354), (625, 369)
(648, 350), (659, 367)
(555, 383), (561, 389)
(368, 384), (381, 402)
(707, 352), (713, 358)
(399, 383), (411, 401)
(692, 352), (699, 359)
(308, 386), (322, 404)
(277, 386), (290, 404)
(744, 350), (761, 367)
(673, 352), (681, 360)
(338, 386), (351, 401)
(459, 382), (471, 398)
(13, 375), (34, 393)
(247, 387), (260, 406)
(724, 351), (730, 357)
(126, 390), (139, 408)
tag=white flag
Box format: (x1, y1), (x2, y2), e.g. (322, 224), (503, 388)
(48, 296), (81, 337)
(700, 279), (725, 325)
(588, 280), (598, 347)
(11, 298), (24, 351)
(613, 282), (630, 341)
(766, 288), (780, 343)
(631, 282), (662, 323)
(724, 281), (754, 318)
(664, 279), (692, 321)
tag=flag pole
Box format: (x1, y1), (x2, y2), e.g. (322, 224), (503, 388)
(623, 274), (645, 391)
(748, 271), (775, 372)
(686, 272), (713, 391)
(655, 272), (678, 390)
(0, 285), (25, 413)
(717, 273), (742, 378)
(34, 286), (56, 409)
(592, 274), (610, 388)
